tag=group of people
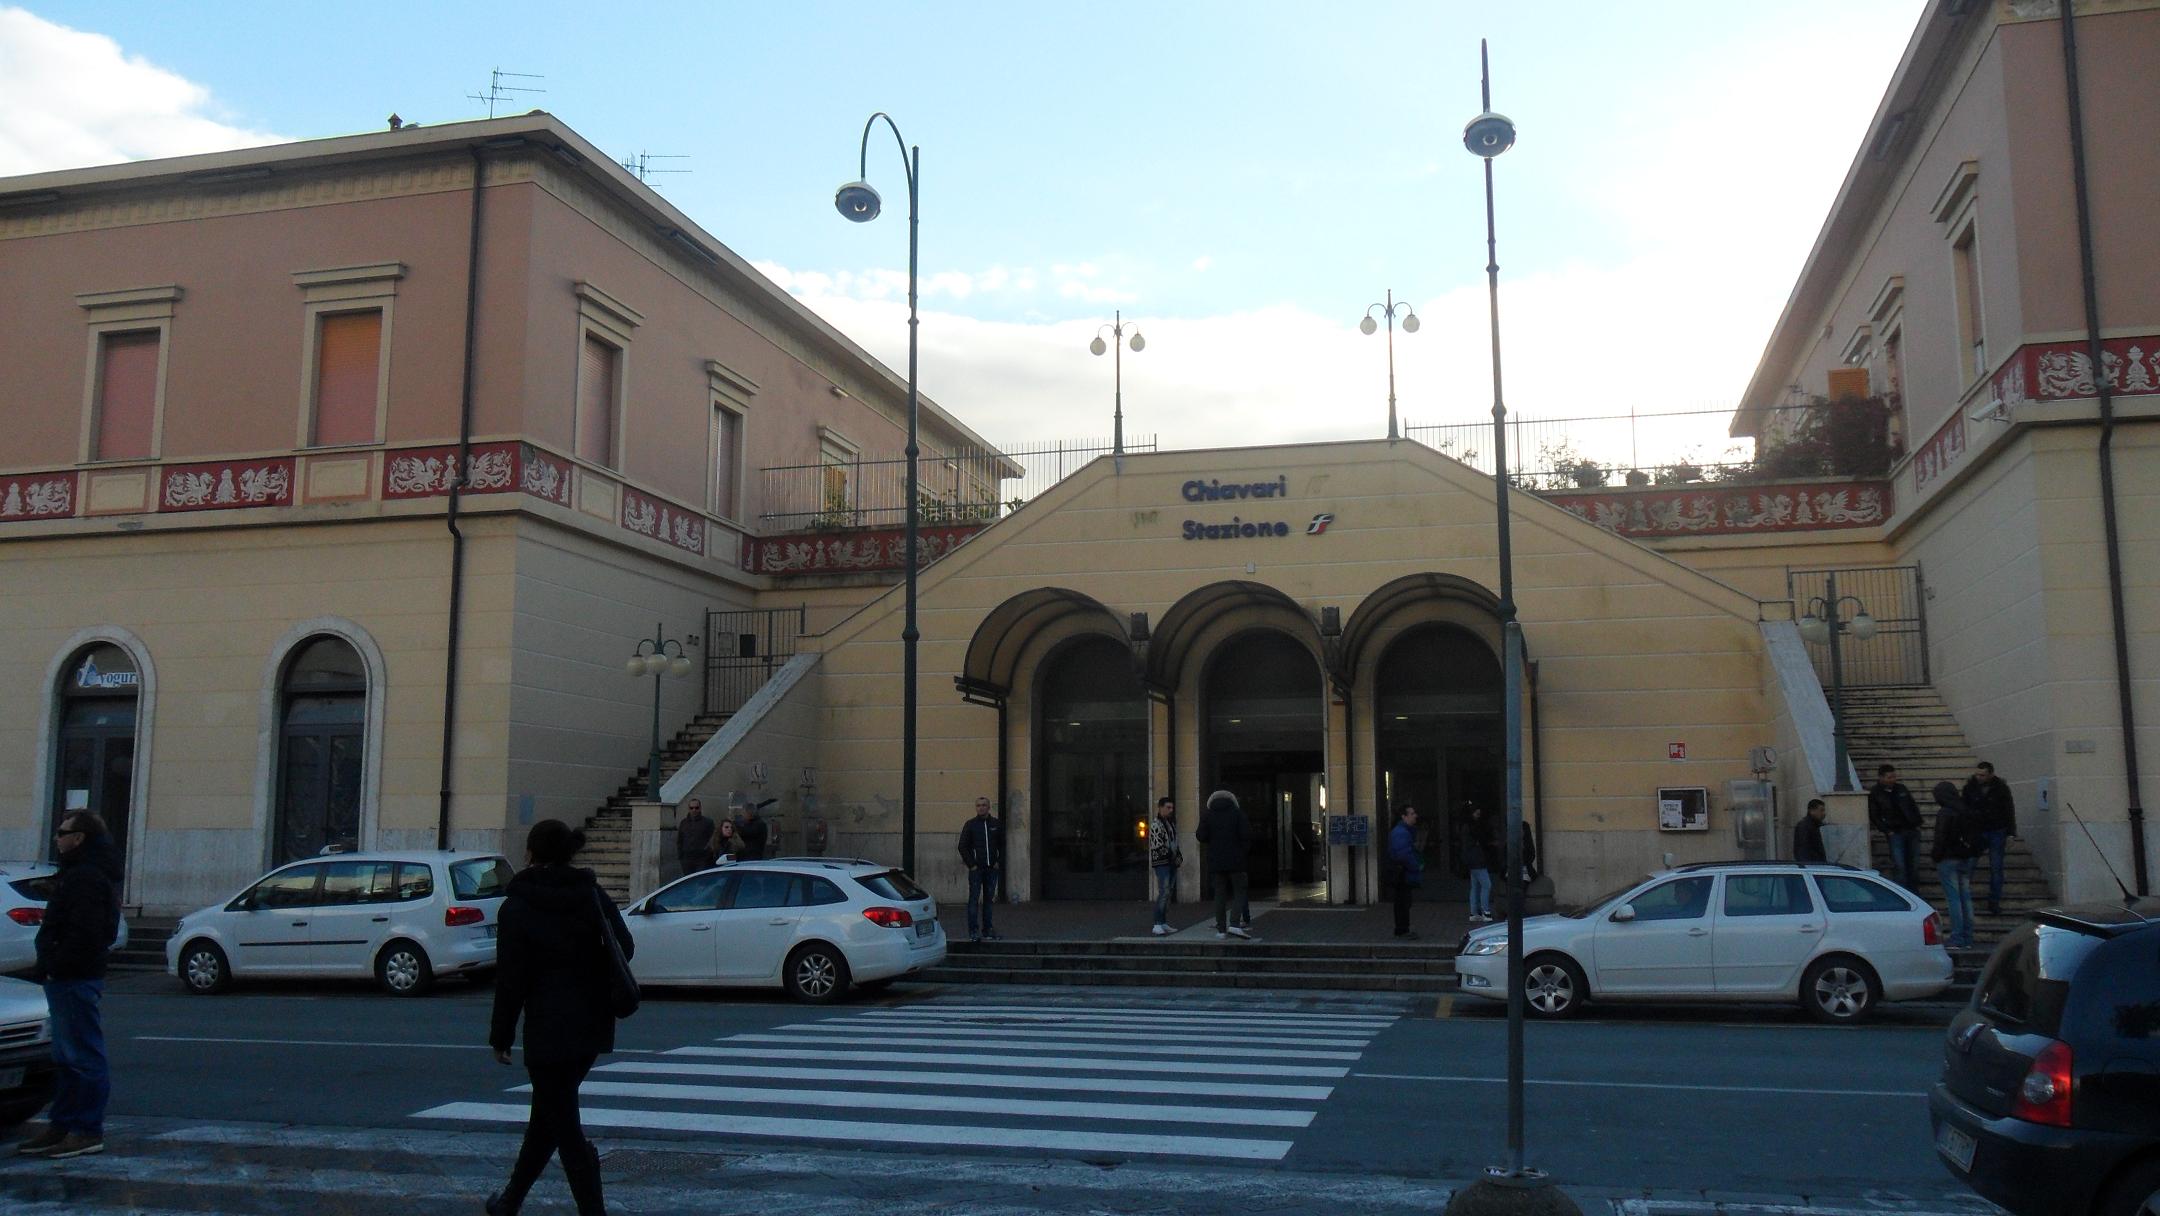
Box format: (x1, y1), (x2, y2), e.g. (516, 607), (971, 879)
(669, 797), (772, 874)
(1866, 761), (2017, 948)
(1386, 802), (1536, 939)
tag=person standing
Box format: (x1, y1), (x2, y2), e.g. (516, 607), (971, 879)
(1867, 764), (1924, 890)
(1195, 789), (1254, 941)
(1147, 797), (1181, 936)
(674, 798), (716, 876)
(714, 817), (740, 861)
(1518, 819), (1539, 885)
(17, 811), (121, 1160)
(1964, 761), (2017, 915)
(1387, 806), (1424, 939)
(1793, 798), (1829, 863)
(958, 796), (1004, 942)
(735, 801), (771, 861)
(486, 819), (633, 1216)
(1461, 804), (1496, 924)
(1929, 782), (1983, 949)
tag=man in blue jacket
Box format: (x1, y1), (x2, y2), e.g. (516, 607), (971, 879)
(1387, 806), (1423, 939)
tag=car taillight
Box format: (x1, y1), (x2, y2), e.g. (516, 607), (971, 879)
(862, 907), (913, 928)
(444, 905), (485, 927)
(1923, 914), (1941, 946)
(2011, 1039), (2074, 1127)
(5, 907), (39, 927)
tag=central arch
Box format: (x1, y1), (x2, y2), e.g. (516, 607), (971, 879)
(1374, 624), (1504, 902)
(1201, 629), (1327, 901)
(1034, 633), (1149, 900)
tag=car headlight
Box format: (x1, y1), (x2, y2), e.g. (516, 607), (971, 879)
(1462, 937), (1508, 957)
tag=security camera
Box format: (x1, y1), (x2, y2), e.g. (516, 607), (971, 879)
(1968, 397), (2010, 425)
(1463, 111), (1517, 158)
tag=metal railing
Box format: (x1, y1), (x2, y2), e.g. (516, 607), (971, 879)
(757, 435), (1157, 530)
(1787, 565), (1930, 687)
(1404, 406), (1788, 490)
(704, 605), (807, 715)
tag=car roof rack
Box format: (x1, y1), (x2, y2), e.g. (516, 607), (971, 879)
(1669, 859), (1869, 873)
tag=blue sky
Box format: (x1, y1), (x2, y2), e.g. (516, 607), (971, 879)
(4, 2), (1928, 455)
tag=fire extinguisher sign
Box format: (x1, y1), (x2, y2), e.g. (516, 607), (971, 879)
(1668, 742), (1687, 761)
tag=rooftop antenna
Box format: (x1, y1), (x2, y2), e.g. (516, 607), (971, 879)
(468, 68), (545, 120)
(2062, 802), (2138, 904)
(620, 152), (692, 185)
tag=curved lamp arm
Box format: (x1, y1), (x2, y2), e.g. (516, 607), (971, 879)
(857, 111), (918, 194)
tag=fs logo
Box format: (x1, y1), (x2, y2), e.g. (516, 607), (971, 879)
(1306, 513), (1335, 535)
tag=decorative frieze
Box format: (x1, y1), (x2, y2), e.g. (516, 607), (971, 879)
(381, 441), (520, 499)
(1912, 413), (1968, 492)
(0, 473), (76, 520)
(159, 459), (295, 512)
(1993, 334), (2160, 405)
(621, 486), (705, 556)
(744, 524), (988, 574)
(1546, 481), (1890, 539)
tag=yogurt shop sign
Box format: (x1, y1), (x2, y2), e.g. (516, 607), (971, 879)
(1178, 474), (1332, 540)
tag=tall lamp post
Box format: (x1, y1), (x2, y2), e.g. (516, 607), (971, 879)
(835, 112), (922, 875)
(625, 623), (696, 796)
(1799, 574), (1877, 792)
(1358, 291), (1420, 440)
(1090, 312), (1146, 457)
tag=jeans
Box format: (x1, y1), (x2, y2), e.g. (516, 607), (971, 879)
(1212, 871), (1249, 933)
(1469, 868), (1493, 918)
(1152, 864), (1177, 926)
(44, 978), (110, 1137)
(1392, 869), (1416, 935)
(1938, 858), (1977, 947)
(1887, 830), (1921, 890)
(1981, 830), (2008, 907)
(966, 867), (999, 936)
(500, 1055), (604, 1215)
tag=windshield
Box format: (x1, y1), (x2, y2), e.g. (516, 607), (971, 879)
(451, 857), (514, 900)
(1559, 876), (1652, 919)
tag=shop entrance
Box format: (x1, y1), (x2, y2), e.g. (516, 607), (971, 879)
(1036, 634), (1149, 900)
(1204, 631), (1326, 900)
(1373, 625), (1504, 902)
(52, 643), (141, 874)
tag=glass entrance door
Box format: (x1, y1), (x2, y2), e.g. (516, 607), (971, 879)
(1036, 635), (1149, 900)
(53, 643), (142, 874)
(1374, 626), (1504, 903)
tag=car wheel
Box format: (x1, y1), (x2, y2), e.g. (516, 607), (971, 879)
(1523, 953), (1586, 1020)
(178, 939), (231, 995)
(783, 942), (851, 1004)
(2098, 1155), (2160, 1216)
(375, 940), (434, 996)
(1801, 955), (1880, 1024)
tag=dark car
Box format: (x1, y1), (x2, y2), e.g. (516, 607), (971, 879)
(1929, 899), (2160, 1216)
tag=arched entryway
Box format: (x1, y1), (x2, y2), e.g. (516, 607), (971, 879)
(1202, 630), (1327, 901)
(273, 635), (369, 862)
(1035, 634), (1149, 900)
(1374, 624), (1503, 901)
(51, 642), (142, 869)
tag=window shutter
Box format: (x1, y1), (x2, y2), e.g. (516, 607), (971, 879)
(95, 330), (161, 461)
(578, 335), (617, 465)
(714, 408), (739, 517)
(313, 311), (382, 446)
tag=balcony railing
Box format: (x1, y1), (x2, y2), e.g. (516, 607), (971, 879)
(758, 435), (1157, 531)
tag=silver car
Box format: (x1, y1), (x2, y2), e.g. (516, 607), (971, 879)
(1, 861), (129, 977)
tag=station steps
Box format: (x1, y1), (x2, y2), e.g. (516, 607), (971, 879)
(581, 710), (732, 903)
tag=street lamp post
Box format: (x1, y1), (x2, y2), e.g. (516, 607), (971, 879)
(1358, 291), (1420, 440)
(1799, 573), (1878, 792)
(625, 623), (695, 796)
(835, 112), (922, 875)
(1090, 312), (1146, 457)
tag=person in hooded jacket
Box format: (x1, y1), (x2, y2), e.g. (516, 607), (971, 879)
(486, 819), (633, 1216)
(1929, 782), (1983, 949)
(1194, 790), (1253, 940)
(17, 811), (122, 1160)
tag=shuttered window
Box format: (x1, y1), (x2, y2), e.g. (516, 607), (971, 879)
(94, 330), (161, 461)
(713, 406), (741, 517)
(577, 335), (618, 466)
(312, 310), (382, 446)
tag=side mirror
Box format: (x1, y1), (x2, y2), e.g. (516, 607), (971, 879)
(1610, 904), (1637, 923)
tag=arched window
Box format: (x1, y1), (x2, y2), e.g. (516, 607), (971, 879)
(275, 636), (367, 862)
(1374, 625), (1503, 900)
(53, 643), (142, 865)
(1036, 634), (1148, 900)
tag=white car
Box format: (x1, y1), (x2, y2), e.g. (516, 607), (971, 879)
(165, 851), (512, 996)
(1454, 861), (1952, 1023)
(0, 975), (54, 1125)
(2, 861), (129, 976)
(625, 857), (946, 1003)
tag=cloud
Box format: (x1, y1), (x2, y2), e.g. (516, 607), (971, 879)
(0, 7), (284, 176)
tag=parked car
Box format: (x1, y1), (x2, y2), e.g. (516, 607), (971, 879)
(165, 851), (512, 996)
(624, 857), (945, 1003)
(0, 975), (55, 1126)
(1929, 900), (2160, 1216)
(2, 860), (129, 976)
(1454, 860), (1951, 1022)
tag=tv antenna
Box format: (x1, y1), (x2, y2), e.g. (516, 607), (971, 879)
(620, 151), (692, 185)
(469, 68), (546, 119)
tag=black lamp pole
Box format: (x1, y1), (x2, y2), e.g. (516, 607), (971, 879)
(1803, 573), (1874, 793)
(627, 623), (689, 796)
(1360, 290), (1420, 440)
(836, 113), (921, 875)
(1092, 312), (1145, 457)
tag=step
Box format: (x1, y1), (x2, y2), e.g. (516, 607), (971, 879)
(951, 940), (1459, 961)
(919, 966), (1455, 993)
(933, 952), (1457, 978)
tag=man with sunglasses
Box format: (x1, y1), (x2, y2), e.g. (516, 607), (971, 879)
(17, 812), (122, 1160)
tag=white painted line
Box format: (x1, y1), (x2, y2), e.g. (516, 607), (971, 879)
(670, 1044), (1347, 1078)
(1355, 1072), (1928, 1099)
(725, 1031), (1364, 1061)
(878, 1006), (1395, 1025)
(1614, 1201), (1990, 1216)
(559, 1080), (1318, 1128)
(414, 1101), (1297, 1161)
(848, 1011), (1387, 1034)
(773, 1022), (1372, 1049)
(597, 1059), (1336, 1100)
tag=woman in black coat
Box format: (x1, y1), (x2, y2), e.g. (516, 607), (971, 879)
(486, 820), (634, 1216)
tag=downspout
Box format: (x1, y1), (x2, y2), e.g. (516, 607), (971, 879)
(436, 146), (486, 849)
(2061, 1), (2148, 892)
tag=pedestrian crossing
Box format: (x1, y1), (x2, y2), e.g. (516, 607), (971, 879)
(412, 1001), (1398, 1162)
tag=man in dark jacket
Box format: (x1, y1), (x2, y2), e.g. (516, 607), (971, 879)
(674, 798), (716, 876)
(1387, 807), (1423, 939)
(1867, 764), (1924, 890)
(734, 800), (772, 861)
(20, 812), (122, 1160)
(957, 796), (1004, 942)
(1963, 761), (2017, 914)
(1793, 798), (1829, 863)
(1195, 789), (1254, 941)
(1930, 782), (1984, 949)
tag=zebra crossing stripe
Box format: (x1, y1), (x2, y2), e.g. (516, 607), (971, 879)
(878, 1005), (1395, 1023)
(771, 1022), (1373, 1049)
(595, 1059), (1337, 1101)
(665, 1044), (1349, 1078)
(561, 1080), (1318, 1128)
(724, 1032), (1364, 1061)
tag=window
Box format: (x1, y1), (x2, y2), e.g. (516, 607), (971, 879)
(393, 862), (435, 901)
(1816, 875), (1912, 914)
(450, 857), (513, 900)
(248, 865), (324, 910)
(576, 334), (619, 467)
(1723, 873), (1815, 917)
(798, 876), (848, 907)
(712, 404), (742, 519)
(310, 310), (383, 446)
(730, 870), (797, 910)
(1625, 877), (1713, 922)
(650, 871), (730, 913)
(320, 860), (395, 905)
(92, 331), (161, 461)
(856, 870), (928, 902)
(1952, 224), (1985, 382)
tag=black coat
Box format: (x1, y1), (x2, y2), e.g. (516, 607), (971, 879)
(1195, 795), (1248, 875)
(1963, 777), (2017, 836)
(958, 815), (1004, 871)
(1460, 815), (1497, 872)
(34, 832), (122, 982)
(1929, 783), (1984, 863)
(490, 865), (633, 1065)
(1792, 814), (1828, 863)
(1867, 782), (1923, 833)
(736, 816), (771, 861)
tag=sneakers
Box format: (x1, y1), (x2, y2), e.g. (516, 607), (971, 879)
(1215, 930), (1229, 940)
(982, 931), (1002, 941)
(15, 1125), (65, 1156)
(1227, 925), (1254, 940)
(44, 1133), (104, 1160)
(1150, 923), (1169, 936)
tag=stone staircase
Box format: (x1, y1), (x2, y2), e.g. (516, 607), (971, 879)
(1838, 685), (2053, 945)
(925, 939), (1461, 993)
(581, 710), (731, 902)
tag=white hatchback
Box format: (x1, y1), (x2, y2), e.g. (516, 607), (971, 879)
(1454, 862), (1952, 1023)
(165, 851), (512, 996)
(1, 861), (129, 976)
(625, 857), (945, 1003)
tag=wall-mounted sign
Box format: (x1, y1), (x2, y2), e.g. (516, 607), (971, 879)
(75, 656), (139, 690)
(1182, 476), (1289, 502)
(1667, 742), (1687, 761)
(1657, 787), (1710, 832)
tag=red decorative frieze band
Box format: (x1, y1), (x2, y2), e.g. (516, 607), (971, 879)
(159, 459), (295, 512)
(744, 523), (989, 574)
(382, 441), (520, 499)
(1547, 481), (1890, 538)
(517, 445), (572, 507)
(1912, 412), (1967, 492)
(1994, 334), (2160, 405)
(621, 486), (705, 556)
(0, 472), (76, 521)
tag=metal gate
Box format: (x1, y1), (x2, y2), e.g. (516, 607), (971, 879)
(1785, 565), (1930, 687)
(704, 605), (807, 715)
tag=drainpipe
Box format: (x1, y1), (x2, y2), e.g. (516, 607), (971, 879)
(2061, 1), (2148, 893)
(436, 146), (486, 850)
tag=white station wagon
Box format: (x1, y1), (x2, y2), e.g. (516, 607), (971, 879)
(1454, 861), (1953, 1022)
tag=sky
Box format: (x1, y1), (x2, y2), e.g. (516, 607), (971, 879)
(0, 1), (1928, 464)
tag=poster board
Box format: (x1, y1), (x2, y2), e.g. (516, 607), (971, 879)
(1656, 786), (1710, 832)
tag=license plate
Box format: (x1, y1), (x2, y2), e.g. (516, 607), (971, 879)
(0, 1067), (23, 1090)
(914, 920), (933, 939)
(1935, 1124), (1976, 1172)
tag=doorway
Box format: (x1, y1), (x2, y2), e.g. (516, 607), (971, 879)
(52, 643), (141, 874)
(1373, 625), (1503, 902)
(1036, 634), (1149, 900)
(1203, 631), (1326, 900)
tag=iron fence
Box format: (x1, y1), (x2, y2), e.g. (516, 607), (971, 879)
(757, 435), (1157, 531)
(704, 605), (807, 716)
(1786, 565), (1930, 688)
(1403, 406), (1819, 489)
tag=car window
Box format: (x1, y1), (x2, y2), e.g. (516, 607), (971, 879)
(1724, 874), (1816, 917)
(249, 865), (324, 909)
(1624, 877), (1712, 922)
(451, 857), (514, 900)
(1977, 922), (2096, 1035)
(796, 876), (848, 907)
(319, 861), (396, 906)
(855, 871), (929, 902)
(730, 871), (797, 910)
(649, 872), (731, 914)
(9, 875), (56, 902)
(392, 862), (435, 901)
(1815, 874), (1911, 914)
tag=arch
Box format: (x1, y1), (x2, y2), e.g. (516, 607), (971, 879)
(1145, 580), (1323, 692)
(959, 587), (1128, 702)
(1373, 623), (1507, 904)
(1033, 633), (1150, 900)
(253, 617), (389, 867)
(31, 626), (158, 900)
(1341, 572), (1503, 681)
(1199, 627), (1329, 898)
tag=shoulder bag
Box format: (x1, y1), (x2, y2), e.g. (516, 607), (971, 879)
(591, 886), (640, 1019)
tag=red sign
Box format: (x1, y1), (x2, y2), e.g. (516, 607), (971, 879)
(1668, 742), (1687, 761)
